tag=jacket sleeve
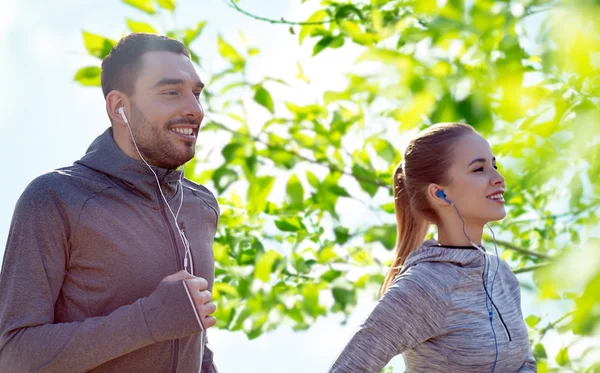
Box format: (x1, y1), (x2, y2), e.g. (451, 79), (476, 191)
(329, 270), (448, 373)
(0, 178), (202, 373)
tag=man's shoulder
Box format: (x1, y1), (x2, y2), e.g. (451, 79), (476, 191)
(181, 179), (220, 216)
(20, 165), (112, 207)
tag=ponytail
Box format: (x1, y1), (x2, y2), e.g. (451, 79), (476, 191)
(381, 163), (429, 296)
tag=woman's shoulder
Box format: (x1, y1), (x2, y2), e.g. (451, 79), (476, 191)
(400, 260), (464, 287)
(388, 262), (460, 303)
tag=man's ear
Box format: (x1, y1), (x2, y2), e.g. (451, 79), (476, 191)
(106, 91), (128, 125)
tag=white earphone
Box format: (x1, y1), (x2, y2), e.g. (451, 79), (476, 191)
(118, 106), (128, 124)
(116, 103), (205, 362)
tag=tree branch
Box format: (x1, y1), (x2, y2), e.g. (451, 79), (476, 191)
(494, 239), (551, 260)
(209, 120), (392, 191)
(513, 263), (548, 274)
(227, 0), (334, 26)
(521, 6), (554, 19)
(539, 311), (574, 338)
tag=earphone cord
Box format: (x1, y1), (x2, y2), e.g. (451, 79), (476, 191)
(124, 121), (203, 369)
(124, 123), (193, 273)
(486, 223), (501, 373)
(449, 200), (500, 372)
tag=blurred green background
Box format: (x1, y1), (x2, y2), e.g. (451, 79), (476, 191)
(1, 0), (599, 371)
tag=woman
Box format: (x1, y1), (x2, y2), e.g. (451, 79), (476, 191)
(330, 123), (536, 373)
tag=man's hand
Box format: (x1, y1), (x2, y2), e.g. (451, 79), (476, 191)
(161, 270), (217, 329)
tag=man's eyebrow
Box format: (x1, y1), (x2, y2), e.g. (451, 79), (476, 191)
(152, 78), (205, 89)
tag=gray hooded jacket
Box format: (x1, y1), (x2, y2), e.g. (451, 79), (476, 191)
(0, 128), (219, 373)
(330, 239), (536, 373)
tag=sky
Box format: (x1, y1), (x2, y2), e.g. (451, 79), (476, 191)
(0, 0), (586, 371)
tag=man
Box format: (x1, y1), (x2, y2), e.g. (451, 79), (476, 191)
(0, 33), (219, 372)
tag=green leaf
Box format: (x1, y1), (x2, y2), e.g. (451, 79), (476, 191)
(286, 174), (304, 209)
(332, 287), (356, 311)
(312, 35), (345, 56)
(525, 314), (541, 328)
(82, 31), (116, 59)
(156, 0), (176, 11)
(334, 226), (350, 245)
(254, 250), (281, 282)
(318, 246), (338, 263)
(380, 202), (395, 214)
(301, 284), (324, 318)
(299, 10), (328, 43)
(351, 163), (378, 197)
(247, 176), (275, 215)
(212, 166), (237, 194)
(334, 4), (365, 22)
(306, 171), (320, 188)
(183, 21), (207, 46)
(457, 95), (493, 133)
(274, 218), (302, 232)
(533, 343), (547, 359)
(371, 138), (397, 163)
(122, 0), (155, 14)
(253, 86), (274, 113)
(267, 149), (296, 169)
(221, 142), (244, 162)
(218, 35), (245, 70)
(296, 61), (310, 83)
(73, 66), (101, 86)
(126, 19), (158, 34)
(555, 347), (570, 366)
(365, 224), (396, 250)
(321, 269), (342, 282)
(213, 282), (238, 299)
(329, 184), (350, 197)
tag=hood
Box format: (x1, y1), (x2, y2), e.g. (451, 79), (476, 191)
(75, 128), (182, 203)
(400, 239), (484, 275)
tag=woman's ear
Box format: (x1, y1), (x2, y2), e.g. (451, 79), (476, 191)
(428, 184), (449, 207)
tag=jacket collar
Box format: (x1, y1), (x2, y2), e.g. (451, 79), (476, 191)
(76, 128), (183, 202)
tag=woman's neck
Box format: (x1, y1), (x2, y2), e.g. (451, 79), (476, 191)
(437, 221), (484, 247)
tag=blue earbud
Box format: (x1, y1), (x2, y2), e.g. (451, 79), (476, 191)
(437, 190), (452, 204)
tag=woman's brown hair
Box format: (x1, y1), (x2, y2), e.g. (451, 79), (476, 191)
(381, 123), (477, 295)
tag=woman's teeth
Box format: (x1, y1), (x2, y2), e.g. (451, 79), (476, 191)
(487, 194), (504, 202)
(171, 128), (194, 136)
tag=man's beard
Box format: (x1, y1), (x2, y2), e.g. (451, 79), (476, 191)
(129, 103), (195, 169)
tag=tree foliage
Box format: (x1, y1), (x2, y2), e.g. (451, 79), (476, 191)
(75, 0), (600, 371)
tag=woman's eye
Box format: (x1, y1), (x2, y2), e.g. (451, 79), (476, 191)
(474, 167), (484, 172)
(165, 91), (178, 96)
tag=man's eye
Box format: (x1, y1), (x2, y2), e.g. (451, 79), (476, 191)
(165, 91), (178, 96)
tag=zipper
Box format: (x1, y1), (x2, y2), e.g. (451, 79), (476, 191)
(156, 183), (182, 373)
(179, 222), (194, 275)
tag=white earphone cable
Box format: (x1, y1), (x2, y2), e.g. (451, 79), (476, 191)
(121, 109), (203, 369)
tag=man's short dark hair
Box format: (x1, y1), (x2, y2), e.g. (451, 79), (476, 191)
(101, 33), (190, 98)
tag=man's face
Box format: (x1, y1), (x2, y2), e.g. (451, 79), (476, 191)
(127, 51), (204, 169)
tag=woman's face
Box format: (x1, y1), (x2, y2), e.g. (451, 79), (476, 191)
(440, 134), (506, 224)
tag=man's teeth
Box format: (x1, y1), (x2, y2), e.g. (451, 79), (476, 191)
(171, 128), (194, 136)
(487, 194), (504, 201)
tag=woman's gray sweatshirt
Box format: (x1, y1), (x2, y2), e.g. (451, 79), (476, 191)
(330, 239), (536, 373)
